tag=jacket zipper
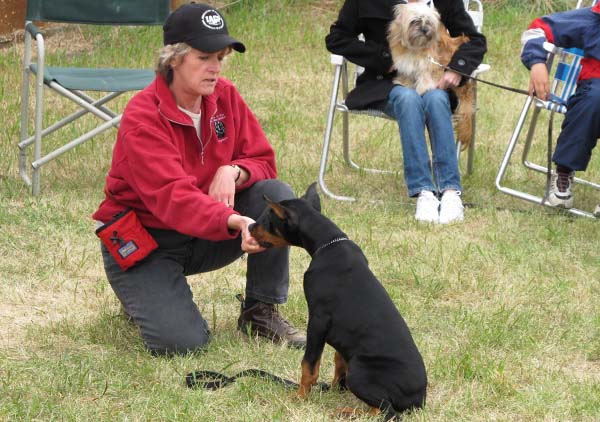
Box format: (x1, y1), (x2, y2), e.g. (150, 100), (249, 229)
(159, 107), (217, 165)
(201, 108), (217, 165)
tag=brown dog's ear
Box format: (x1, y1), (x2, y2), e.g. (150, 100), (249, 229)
(302, 183), (321, 213)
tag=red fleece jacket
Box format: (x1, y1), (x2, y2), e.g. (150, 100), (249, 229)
(93, 76), (277, 241)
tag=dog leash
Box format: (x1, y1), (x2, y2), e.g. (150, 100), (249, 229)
(185, 369), (330, 391)
(431, 58), (571, 106)
(430, 58), (533, 98)
(431, 58), (566, 206)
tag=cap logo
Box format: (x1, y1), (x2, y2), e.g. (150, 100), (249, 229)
(201, 10), (224, 30)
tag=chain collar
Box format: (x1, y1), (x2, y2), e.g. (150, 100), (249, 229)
(313, 237), (349, 256)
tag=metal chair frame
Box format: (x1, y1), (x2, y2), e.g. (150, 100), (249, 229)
(18, 0), (170, 196)
(317, 0), (488, 201)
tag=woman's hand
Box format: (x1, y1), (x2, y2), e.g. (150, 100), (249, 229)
(437, 70), (462, 90)
(227, 214), (265, 254)
(529, 62), (550, 100)
(208, 165), (239, 208)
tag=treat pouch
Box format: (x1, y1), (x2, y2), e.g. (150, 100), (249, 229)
(95, 209), (158, 271)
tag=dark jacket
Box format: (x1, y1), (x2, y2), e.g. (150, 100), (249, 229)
(325, 0), (487, 109)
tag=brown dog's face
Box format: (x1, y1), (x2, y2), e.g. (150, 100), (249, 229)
(389, 3), (440, 49)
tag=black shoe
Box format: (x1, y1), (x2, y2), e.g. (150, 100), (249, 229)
(237, 296), (306, 349)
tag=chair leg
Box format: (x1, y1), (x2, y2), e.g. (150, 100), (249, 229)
(19, 32), (33, 187)
(32, 55), (46, 196)
(496, 96), (597, 218)
(317, 63), (356, 202)
(467, 81), (479, 175)
(496, 96), (537, 200)
(521, 108), (600, 191)
(19, 74), (32, 186)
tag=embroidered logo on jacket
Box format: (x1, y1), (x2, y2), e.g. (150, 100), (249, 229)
(214, 120), (226, 139)
(210, 113), (228, 142)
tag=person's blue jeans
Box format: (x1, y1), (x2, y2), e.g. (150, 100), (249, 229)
(384, 85), (462, 197)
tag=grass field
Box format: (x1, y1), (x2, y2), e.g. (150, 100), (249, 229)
(1, 1), (599, 420)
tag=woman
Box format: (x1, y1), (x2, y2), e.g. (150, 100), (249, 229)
(326, 0), (486, 223)
(93, 3), (305, 355)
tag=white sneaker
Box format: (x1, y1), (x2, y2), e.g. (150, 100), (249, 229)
(547, 170), (574, 208)
(415, 191), (440, 223)
(439, 190), (464, 224)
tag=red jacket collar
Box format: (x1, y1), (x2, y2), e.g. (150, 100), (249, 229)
(154, 75), (218, 124)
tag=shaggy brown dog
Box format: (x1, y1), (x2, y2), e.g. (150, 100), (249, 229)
(387, 2), (475, 148)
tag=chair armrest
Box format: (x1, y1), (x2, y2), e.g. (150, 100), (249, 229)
(472, 63), (490, 77)
(330, 54), (345, 66)
(25, 22), (42, 39)
(543, 41), (557, 54)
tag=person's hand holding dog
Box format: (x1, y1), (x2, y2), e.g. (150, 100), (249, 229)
(437, 69), (462, 90)
(227, 214), (265, 254)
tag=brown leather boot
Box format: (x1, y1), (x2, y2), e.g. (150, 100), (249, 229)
(238, 300), (306, 349)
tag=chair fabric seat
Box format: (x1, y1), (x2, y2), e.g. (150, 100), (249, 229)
(339, 101), (393, 119)
(30, 64), (155, 91)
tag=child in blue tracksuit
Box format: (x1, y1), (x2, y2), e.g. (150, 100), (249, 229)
(521, 3), (600, 208)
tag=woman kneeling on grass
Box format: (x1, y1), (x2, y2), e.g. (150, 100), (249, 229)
(93, 2), (305, 355)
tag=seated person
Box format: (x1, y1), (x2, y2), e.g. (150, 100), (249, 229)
(325, 0), (486, 223)
(93, 3), (305, 355)
(521, 3), (600, 209)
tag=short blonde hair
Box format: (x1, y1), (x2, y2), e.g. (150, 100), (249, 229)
(156, 43), (234, 85)
(156, 42), (192, 85)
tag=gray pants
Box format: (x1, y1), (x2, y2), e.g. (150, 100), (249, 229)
(100, 179), (295, 355)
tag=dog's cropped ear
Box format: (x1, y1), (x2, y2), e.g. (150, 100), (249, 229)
(302, 183), (321, 212)
(266, 199), (300, 231)
(263, 195), (293, 221)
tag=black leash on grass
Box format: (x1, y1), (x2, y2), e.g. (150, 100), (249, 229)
(185, 369), (330, 391)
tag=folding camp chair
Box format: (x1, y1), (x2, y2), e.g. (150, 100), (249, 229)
(18, 0), (170, 196)
(317, 0), (489, 201)
(495, 0), (599, 218)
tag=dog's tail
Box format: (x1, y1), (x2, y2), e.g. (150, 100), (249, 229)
(453, 80), (475, 150)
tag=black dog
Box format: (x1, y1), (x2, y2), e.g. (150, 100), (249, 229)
(248, 183), (427, 420)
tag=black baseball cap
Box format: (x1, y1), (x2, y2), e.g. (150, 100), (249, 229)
(163, 2), (246, 53)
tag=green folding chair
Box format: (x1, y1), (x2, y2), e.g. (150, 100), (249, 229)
(18, 0), (170, 196)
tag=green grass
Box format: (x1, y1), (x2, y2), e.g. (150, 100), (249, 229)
(1, 1), (599, 421)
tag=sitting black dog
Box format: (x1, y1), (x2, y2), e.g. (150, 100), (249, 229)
(248, 183), (427, 420)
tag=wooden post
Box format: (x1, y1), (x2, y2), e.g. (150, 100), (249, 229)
(0, 0), (27, 37)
